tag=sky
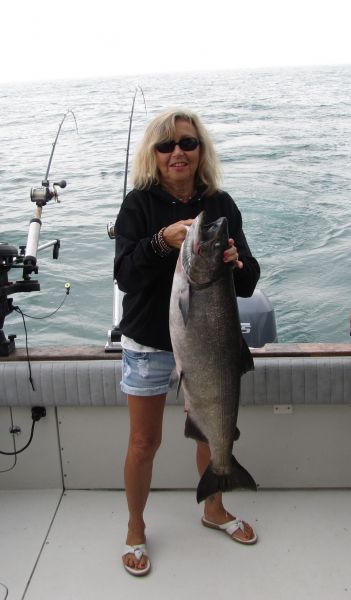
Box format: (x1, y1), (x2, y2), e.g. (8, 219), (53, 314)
(1, 0), (351, 84)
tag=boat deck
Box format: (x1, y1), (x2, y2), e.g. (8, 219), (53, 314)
(1, 344), (351, 598)
(1, 488), (350, 600)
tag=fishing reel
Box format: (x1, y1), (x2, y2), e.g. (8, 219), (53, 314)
(24, 177), (67, 272)
(30, 179), (67, 205)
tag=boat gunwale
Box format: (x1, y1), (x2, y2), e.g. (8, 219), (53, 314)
(1, 342), (351, 362)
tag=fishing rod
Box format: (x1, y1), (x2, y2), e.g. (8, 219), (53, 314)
(122, 86), (147, 201)
(25, 110), (78, 269)
(105, 87), (147, 351)
(0, 110), (77, 356)
(107, 87), (147, 239)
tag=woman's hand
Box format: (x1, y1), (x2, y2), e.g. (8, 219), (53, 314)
(163, 219), (194, 249)
(223, 238), (243, 269)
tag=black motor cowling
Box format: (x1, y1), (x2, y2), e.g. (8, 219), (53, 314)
(238, 289), (277, 348)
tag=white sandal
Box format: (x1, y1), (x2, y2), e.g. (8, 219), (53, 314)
(122, 544), (151, 576)
(202, 517), (257, 545)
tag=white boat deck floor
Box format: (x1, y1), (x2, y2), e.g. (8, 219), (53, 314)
(0, 489), (350, 600)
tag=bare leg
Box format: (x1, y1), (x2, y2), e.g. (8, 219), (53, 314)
(123, 393), (166, 571)
(196, 441), (255, 542)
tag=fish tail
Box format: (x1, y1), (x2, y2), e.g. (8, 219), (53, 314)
(196, 455), (257, 503)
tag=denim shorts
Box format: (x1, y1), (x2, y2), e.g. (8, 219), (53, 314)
(120, 348), (176, 396)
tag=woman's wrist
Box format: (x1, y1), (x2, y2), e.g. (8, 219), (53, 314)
(150, 227), (173, 257)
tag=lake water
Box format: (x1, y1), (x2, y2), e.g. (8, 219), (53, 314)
(1, 65), (350, 347)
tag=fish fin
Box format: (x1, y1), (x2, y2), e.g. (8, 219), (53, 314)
(185, 415), (240, 443)
(196, 455), (257, 503)
(240, 336), (254, 376)
(169, 368), (179, 390)
(170, 369), (186, 399)
(179, 283), (191, 325)
(176, 371), (183, 397)
(184, 414), (208, 443)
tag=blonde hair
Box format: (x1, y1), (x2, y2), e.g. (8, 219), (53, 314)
(131, 108), (221, 196)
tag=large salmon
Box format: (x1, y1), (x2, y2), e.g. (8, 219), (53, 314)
(169, 211), (257, 503)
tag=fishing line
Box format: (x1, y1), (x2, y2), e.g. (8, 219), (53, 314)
(0, 421), (35, 456)
(14, 283), (71, 320)
(0, 407), (46, 457)
(123, 86), (147, 200)
(0, 408), (17, 472)
(12, 306), (35, 390)
(45, 110), (78, 182)
(0, 582), (9, 599)
(10, 283), (71, 391)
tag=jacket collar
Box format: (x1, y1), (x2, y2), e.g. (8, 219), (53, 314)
(150, 183), (207, 205)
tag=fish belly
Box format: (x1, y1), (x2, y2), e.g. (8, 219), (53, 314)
(170, 272), (241, 474)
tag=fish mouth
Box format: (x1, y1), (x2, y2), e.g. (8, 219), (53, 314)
(192, 212), (228, 255)
(192, 211), (205, 255)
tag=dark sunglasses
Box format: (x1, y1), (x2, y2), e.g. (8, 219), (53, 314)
(155, 137), (200, 153)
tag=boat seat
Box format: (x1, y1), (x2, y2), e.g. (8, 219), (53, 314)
(1, 356), (350, 407)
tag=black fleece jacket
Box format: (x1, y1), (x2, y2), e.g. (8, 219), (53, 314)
(114, 184), (260, 351)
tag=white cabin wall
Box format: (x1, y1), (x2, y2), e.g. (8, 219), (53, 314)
(0, 407), (63, 489)
(1, 405), (351, 490)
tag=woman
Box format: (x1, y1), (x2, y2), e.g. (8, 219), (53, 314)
(114, 108), (260, 576)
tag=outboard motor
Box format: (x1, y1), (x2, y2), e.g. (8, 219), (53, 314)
(238, 289), (277, 347)
(105, 285), (277, 351)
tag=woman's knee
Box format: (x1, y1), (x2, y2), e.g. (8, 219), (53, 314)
(128, 432), (162, 463)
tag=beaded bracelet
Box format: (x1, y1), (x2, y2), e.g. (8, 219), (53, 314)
(150, 227), (173, 257)
(158, 227), (172, 253)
